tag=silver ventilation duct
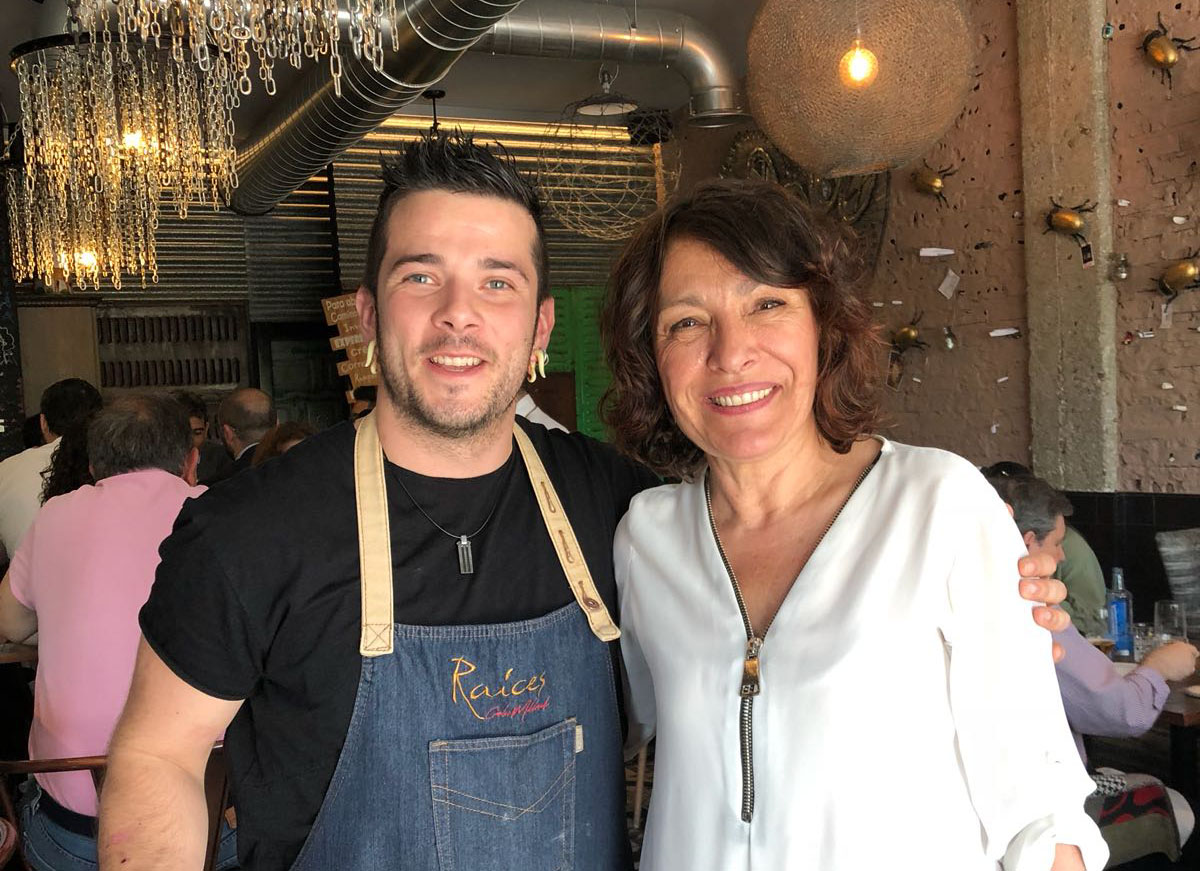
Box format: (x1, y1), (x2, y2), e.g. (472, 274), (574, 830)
(230, 0), (746, 215)
(478, 0), (745, 128)
(230, 0), (525, 215)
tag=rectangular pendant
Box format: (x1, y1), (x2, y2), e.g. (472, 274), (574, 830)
(457, 535), (474, 575)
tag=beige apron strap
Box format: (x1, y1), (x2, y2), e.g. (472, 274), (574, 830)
(354, 413), (394, 656)
(513, 424), (621, 643)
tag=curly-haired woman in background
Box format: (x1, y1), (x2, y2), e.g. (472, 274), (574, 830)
(40, 386), (103, 504)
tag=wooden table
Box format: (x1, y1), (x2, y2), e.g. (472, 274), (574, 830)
(1161, 679), (1200, 798)
(0, 643), (37, 666)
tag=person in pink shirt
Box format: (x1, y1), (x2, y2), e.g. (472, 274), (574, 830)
(0, 393), (238, 871)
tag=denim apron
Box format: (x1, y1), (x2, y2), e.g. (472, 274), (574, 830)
(288, 413), (630, 871)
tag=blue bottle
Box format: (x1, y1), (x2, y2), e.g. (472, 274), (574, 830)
(1107, 567), (1134, 660)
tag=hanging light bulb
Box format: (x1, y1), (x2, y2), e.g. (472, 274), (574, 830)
(839, 39), (879, 88)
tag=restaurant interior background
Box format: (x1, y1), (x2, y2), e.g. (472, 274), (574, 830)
(0, 0), (1198, 613)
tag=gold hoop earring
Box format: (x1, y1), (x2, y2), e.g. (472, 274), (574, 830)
(365, 339), (379, 376)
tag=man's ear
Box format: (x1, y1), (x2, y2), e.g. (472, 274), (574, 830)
(534, 295), (556, 353)
(1022, 529), (1039, 551)
(356, 285), (378, 344)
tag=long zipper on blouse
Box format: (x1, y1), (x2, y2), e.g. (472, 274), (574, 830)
(704, 456), (878, 824)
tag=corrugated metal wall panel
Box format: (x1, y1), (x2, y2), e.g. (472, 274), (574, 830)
(99, 206), (249, 302)
(36, 178), (336, 323)
(332, 115), (655, 290)
(245, 173), (338, 322)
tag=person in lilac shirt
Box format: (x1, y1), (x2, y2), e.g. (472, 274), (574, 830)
(0, 394), (239, 871)
(985, 468), (1198, 849)
(1053, 622), (1195, 764)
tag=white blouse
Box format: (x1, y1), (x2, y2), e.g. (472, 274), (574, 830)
(615, 439), (1107, 871)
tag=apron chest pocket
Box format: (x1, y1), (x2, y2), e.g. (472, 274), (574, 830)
(429, 718), (578, 871)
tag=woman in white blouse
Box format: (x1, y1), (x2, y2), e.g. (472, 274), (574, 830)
(600, 179), (1106, 871)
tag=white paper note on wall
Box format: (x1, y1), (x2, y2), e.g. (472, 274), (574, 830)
(937, 269), (960, 300)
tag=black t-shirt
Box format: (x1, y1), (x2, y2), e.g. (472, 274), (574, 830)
(140, 418), (657, 871)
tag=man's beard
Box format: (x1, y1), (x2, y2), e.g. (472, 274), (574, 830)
(376, 335), (530, 439)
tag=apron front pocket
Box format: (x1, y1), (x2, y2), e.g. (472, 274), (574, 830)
(429, 717), (578, 871)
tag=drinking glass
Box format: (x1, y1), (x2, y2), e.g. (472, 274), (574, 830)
(1154, 600), (1188, 644)
(1133, 623), (1155, 662)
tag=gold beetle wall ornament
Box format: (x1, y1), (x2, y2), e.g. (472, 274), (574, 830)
(911, 161), (957, 206)
(1157, 252), (1200, 304)
(1143, 12), (1198, 89)
(887, 311), (928, 389)
(891, 311), (929, 353)
(1044, 198), (1097, 248)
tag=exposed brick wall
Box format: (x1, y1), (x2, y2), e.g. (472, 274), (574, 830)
(1110, 0), (1200, 492)
(868, 0), (1030, 467)
(878, 0), (1200, 486)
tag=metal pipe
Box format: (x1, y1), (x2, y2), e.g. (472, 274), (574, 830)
(477, 0), (746, 127)
(231, 0), (746, 215)
(231, 0), (525, 215)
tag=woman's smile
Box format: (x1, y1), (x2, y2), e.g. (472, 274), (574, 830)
(706, 383), (779, 414)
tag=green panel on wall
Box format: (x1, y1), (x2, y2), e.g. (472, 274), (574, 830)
(568, 287), (611, 442)
(545, 287), (575, 374)
(544, 286), (613, 441)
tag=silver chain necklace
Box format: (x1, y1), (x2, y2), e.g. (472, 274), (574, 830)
(393, 461), (509, 575)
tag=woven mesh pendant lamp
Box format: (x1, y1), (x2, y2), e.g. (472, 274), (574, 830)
(747, 0), (974, 178)
(538, 68), (677, 241)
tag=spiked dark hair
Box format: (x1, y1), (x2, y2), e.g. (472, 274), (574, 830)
(362, 128), (550, 302)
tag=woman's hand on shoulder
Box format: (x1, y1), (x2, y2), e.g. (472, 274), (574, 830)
(1017, 553), (1072, 662)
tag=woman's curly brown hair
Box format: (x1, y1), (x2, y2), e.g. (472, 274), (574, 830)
(600, 177), (884, 480)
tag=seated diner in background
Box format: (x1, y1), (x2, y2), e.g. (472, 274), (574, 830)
(0, 394), (238, 871)
(984, 467), (1197, 860)
(0, 378), (102, 560)
(982, 462), (1108, 638)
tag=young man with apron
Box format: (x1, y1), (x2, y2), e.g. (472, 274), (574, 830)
(98, 131), (654, 870)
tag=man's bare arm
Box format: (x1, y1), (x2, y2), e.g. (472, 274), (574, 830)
(0, 571), (37, 643)
(99, 638), (242, 870)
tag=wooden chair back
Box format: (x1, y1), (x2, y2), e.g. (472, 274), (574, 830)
(0, 743), (229, 871)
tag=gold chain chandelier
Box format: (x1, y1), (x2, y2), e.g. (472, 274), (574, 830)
(77, 0), (402, 100)
(7, 31), (236, 289)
